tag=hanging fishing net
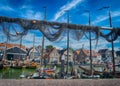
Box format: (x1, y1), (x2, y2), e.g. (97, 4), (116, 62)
(1, 22), (27, 41)
(0, 16), (119, 43)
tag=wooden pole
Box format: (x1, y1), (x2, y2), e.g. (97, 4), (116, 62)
(41, 6), (46, 66)
(66, 10), (70, 74)
(32, 33), (35, 60)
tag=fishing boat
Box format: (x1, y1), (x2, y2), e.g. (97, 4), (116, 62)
(3, 65), (10, 69)
(31, 72), (40, 79)
(26, 62), (38, 69)
(79, 66), (120, 78)
(79, 66), (103, 75)
(20, 73), (27, 79)
(79, 66), (101, 78)
(0, 63), (3, 69)
(11, 66), (22, 69)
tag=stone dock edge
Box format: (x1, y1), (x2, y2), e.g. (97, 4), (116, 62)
(0, 79), (120, 86)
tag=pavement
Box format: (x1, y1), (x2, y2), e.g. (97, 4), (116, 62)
(0, 79), (120, 86)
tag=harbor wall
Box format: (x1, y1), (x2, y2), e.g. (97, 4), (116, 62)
(0, 79), (120, 86)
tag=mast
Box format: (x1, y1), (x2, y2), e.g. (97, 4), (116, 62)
(3, 28), (9, 60)
(108, 8), (115, 76)
(84, 10), (93, 76)
(19, 35), (22, 60)
(41, 6), (46, 66)
(32, 33), (35, 60)
(98, 6), (115, 76)
(88, 11), (93, 76)
(66, 10), (70, 74)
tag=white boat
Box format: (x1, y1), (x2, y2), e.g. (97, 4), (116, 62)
(20, 74), (26, 78)
(31, 72), (40, 78)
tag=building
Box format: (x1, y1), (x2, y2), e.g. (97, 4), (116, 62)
(59, 48), (74, 65)
(74, 49), (102, 64)
(116, 51), (120, 58)
(0, 43), (27, 60)
(115, 51), (120, 64)
(28, 45), (42, 61)
(98, 49), (117, 63)
(74, 49), (83, 64)
(44, 48), (60, 64)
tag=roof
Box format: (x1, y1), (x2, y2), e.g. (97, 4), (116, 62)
(81, 49), (99, 57)
(59, 49), (66, 55)
(44, 48), (58, 58)
(75, 50), (81, 54)
(59, 48), (73, 56)
(0, 43), (26, 51)
(98, 49), (109, 53)
(7, 47), (27, 54)
(116, 51), (120, 56)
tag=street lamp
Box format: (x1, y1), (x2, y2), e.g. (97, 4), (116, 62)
(98, 6), (115, 76)
(84, 10), (93, 76)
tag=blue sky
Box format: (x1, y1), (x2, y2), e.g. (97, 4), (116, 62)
(0, 0), (120, 51)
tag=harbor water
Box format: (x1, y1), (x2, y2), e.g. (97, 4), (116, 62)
(0, 68), (35, 79)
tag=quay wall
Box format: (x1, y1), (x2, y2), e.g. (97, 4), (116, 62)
(0, 79), (120, 86)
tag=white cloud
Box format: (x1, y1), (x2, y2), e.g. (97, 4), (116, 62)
(19, 4), (43, 20)
(0, 2), (42, 20)
(56, 17), (67, 23)
(21, 10), (42, 20)
(0, 1), (15, 12)
(0, 31), (6, 42)
(70, 38), (91, 50)
(53, 0), (83, 21)
(112, 11), (120, 17)
(92, 16), (108, 25)
(92, 11), (120, 25)
(20, 5), (32, 10)
(0, 5), (15, 11)
(22, 32), (42, 48)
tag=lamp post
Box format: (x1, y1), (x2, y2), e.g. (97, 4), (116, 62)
(98, 6), (115, 76)
(84, 10), (93, 76)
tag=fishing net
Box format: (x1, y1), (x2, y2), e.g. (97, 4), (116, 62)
(100, 29), (118, 42)
(0, 16), (119, 43)
(1, 22), (27, 41)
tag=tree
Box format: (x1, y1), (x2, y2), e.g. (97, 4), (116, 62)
(69, 47), (74, 52)
(46, 45), (54, 51)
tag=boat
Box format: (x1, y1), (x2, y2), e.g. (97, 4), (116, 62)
(31, 72), (40, 79)
(26, 62), (38, 69)
(30, 72), (52, 79)
(79, 66), (103, 75)
(20, 73), (27, 79)
(3, 65), (10, 69)
(11, 66), (22, 69)
(0, 63), (3, 69)
(79, 66), (120, 78)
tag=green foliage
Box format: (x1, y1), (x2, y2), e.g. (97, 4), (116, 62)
(69, 47), (74, 52)
(46, 45), (54, 50)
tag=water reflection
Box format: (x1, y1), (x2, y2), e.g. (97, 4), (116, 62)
(0, 68), (35, 79)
